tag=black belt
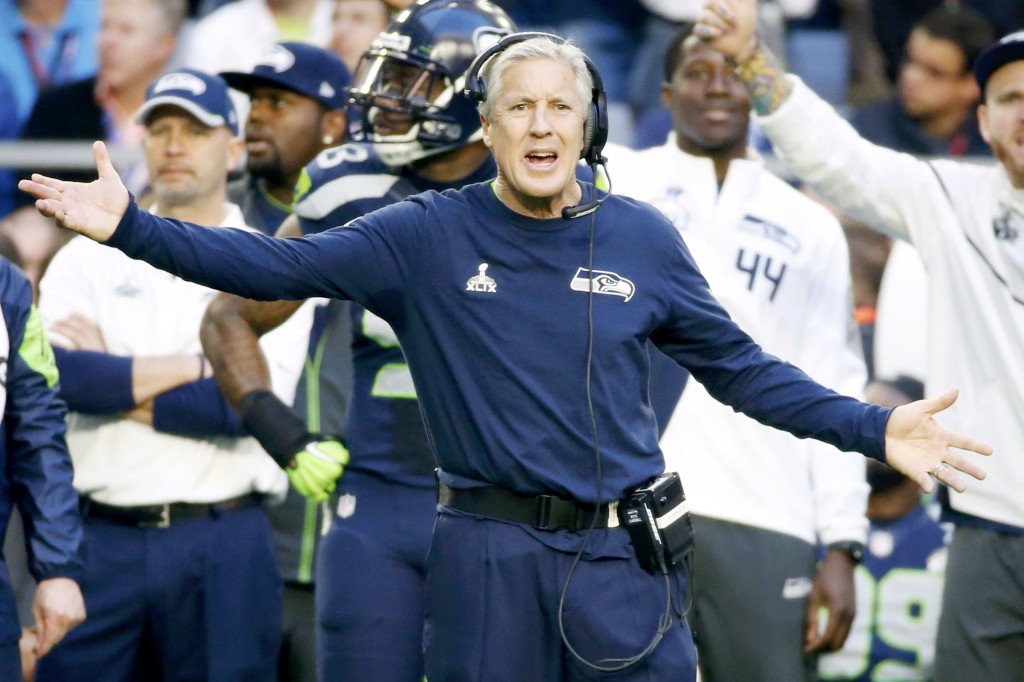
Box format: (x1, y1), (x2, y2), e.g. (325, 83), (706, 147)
(83, 493), (264, 529)
(437, 480), (618, 532)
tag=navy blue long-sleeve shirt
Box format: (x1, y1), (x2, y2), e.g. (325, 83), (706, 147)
(105, 181), (890, 504)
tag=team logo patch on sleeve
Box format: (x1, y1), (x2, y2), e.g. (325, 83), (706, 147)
(569, 268), (635, 302)
(466, 263), (497, 293)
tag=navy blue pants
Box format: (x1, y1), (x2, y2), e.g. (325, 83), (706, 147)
(36, 507), (282, 682)
(424, 509), (697, 681)
(315, 470), (435, 681)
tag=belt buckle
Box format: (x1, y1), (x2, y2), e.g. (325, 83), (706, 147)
(533, 495), (554, 531)
(141, 504), (171, 529)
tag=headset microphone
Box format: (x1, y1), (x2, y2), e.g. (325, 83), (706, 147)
(561, 157), (610, 220)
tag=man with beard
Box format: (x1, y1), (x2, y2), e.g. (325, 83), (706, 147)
(605, 23), (870, 681)
(819, 375), (949, 682)
(221, 43), (351, 236)
(33, 70), (313, 681)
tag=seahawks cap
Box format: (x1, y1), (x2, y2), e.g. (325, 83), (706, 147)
(135, 69), (239, 134)
(220, 42), (352, 110)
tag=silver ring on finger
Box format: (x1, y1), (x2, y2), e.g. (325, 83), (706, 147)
(932, 462), (952, 478)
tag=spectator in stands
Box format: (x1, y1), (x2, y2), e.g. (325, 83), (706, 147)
(873, 0), (1024, 84)
(819, 375), (949, 682)
(16, 0), (186, 204)
(221, 42), (351, 236)
(853, 5), (994, 158)
(0, 0), (100, 127)
(327, 0), (392, 74)
(1, 72), (20, 220)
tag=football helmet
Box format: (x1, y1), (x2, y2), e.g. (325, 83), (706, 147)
(347, 0), (516, 166)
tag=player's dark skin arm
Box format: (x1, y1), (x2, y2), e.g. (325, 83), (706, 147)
(199, 214), (305, 406)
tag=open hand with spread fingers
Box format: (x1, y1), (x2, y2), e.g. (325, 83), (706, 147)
(884, 387), (991, 494)
(17, 141), (129, 243)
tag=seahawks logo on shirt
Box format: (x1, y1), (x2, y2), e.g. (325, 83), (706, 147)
(738, 215), (801, 254)
(569, 268), (635, 302)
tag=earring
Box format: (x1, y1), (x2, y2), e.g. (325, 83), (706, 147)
(322, 135), (334, 145)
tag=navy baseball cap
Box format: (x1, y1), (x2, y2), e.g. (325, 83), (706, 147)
(135, 69), (240, 134)
(975, 30), (1024, 92)
(220, 42), (352, 110)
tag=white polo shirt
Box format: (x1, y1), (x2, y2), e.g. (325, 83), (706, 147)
(39, 204), (314, 506)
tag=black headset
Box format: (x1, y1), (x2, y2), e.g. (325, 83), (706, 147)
(464, 31), (608, 168)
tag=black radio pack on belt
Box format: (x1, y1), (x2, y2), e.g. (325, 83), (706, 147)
(620, 472), (695, 574)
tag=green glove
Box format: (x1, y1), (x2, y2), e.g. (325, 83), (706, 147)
(287, 440), (350, 502)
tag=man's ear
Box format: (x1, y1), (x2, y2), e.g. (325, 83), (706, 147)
(226, 134), (245, 172)
(320, 110), (348, 148)
(480, 113), (492, 148)
(660, 82), (672, 110)
(978, 102), (991, 145)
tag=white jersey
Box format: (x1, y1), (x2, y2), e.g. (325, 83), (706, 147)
(38, 204), (314, 506)
(606, 138), (869, 545)
(758, 77), (1024, 530)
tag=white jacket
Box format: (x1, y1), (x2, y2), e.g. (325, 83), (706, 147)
(759, 76), (1024, 529)
(606, 138), (869, 545)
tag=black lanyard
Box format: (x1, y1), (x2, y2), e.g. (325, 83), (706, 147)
(19, 28), (78, 88)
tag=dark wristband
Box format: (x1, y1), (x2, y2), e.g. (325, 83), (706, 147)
(238, 390), (312, 469)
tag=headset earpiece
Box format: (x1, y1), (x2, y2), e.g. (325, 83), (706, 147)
(582, 106), (595, 160)
(583, 63), (608, 166)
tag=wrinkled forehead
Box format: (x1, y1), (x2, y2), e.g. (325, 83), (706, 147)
(495, 57), (581, 102)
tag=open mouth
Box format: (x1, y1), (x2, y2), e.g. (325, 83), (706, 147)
(525, 151), (558, 169)
(245, 138), (273, 155)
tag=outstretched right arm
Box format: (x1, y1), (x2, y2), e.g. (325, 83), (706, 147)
(22, 142), (403, 305)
